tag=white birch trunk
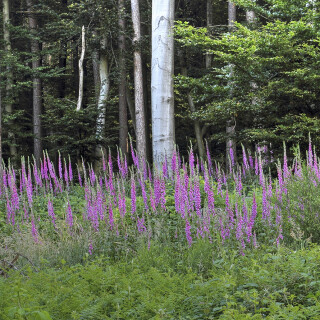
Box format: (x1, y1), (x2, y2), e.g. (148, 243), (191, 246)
(96, 37), (109, 141)
(76, 26), (85, 111)
(151, 0), (175, 168)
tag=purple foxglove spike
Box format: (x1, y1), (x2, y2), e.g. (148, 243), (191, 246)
(66, 201), (73, 229)
(160, 177), (166, 210)
(3, 169), (7, 189)
(277, 165), (283, 188)
(90, 169), (96, 186)
(109, 204), (114, 230)
(185, 219), (192, 247)
(108, 153), (113, 177)
(43, 157), (48, 180)
(149, 186), (156, 212)
(154, 175), (161, 207)
(249, 154), (254, 169)
(33, 164), (42, 187)
(26, 169), (33, 207)
(47, 199), (56, 226)
(78, 168), (83, 187)
(69, 159), (73, 182)
(139, 178), (149, 212)
(276, 226), (283, 247)
(229, 147), (235, 168)
(131, 176), (136, 216)
(308, 137), (313, 168)
(267, 176), (273, 198)
(162, 159), (168, 179)
(189, 148), (194, 176)
(58, 153), (63, 179)
(254, 155), (258, 176)
(200, 160), (205, 174)
(283, 145), (289, 179)
(247, 193), (257, 243)
(242, 145), (249, 171)
(262, 185), (269, 220)
(178, 152), (182, 171)
(88, 240), (93, 255)
(194, 177), (202, 218)
(130, 142), (139, 169)
(206, 141), (213, 176)
(174, 172), (181, 214)
(143, 160), (148, 181)
(31, 217), (39, 243)
(117, 150), (121, 173)
(223, 172), (227, 185)
(171, 151), (177, 176)
(137, 216), (147, 233)
(258, 154), (264, 186)
(64, 162), (69, 185)
(124, 156), (128, 176)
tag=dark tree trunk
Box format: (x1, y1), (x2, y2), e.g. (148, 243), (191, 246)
(27, 0), (42, 165)
(226, 1), (237, 170)
(119, 0), (128, 157)
(131, 0), (147, 165)
(206, 0), (213, 68)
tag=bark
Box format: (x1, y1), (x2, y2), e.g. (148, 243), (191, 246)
(126, 86), (136, 132)
(119, 0), (128, 157)
(76, 26), (85, 111)
(226, 1), (237, 170)
(151, 0), (175, 168)
(92, 30), (100, 105)
(3, 0), (17, 159)
(206, 0), (213, 69)
(228, 1), (236, 28)
(27, 0), (42, 165)
(94, 37), (109, 171)
(57, 0), (68, 99)
(246, 3), (257, 102)
(246, 9), (256, 23)
(58, 42), (67, 99)
(96, 37), (109, 141)
(141, 21), (151, 163)
(131, 0), (147, 165)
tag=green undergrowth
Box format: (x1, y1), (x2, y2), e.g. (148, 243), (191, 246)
(1, 241), (320, 319)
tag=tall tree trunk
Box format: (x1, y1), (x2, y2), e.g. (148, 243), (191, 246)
(94, 37), (109, 171)
(206, 0), (213, 69)
(151, 0), (175, 168)
(95, 37), (109, 156)
(141, 22), (151, 163)
(119, 0), (128, 157)
(76, 26), (85, 111)
(226, 1), (236, 170)
(3, 0), (17, 160)
(246, 5), (257, 104)
(92, 30), (100, 105)
(179, 51), (205, 159)
(126, 85), (136, 132)
(131, 0), (146, 165)
(27, 0), (42, 165)
(246, 7), (256, 23)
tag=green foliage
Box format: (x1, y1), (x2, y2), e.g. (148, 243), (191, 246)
(175, 2), (320, 156)
(2, 244), (320, 319)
